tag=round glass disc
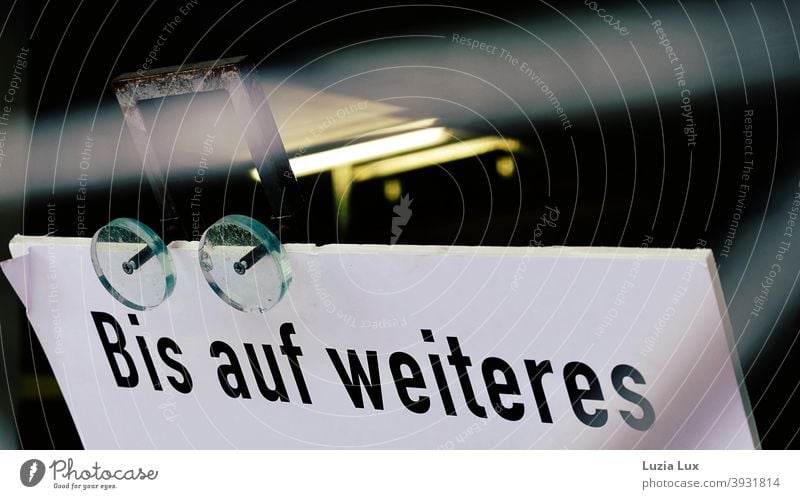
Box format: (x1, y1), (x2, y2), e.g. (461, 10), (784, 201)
(199, 215), (291, 313)
(90, 218), (176, 310)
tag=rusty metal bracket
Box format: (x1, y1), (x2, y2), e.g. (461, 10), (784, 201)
(111, 56), (301, 240)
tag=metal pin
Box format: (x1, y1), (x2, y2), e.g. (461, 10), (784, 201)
(233, 243), (269, 275)
(122, 245), (156, 274)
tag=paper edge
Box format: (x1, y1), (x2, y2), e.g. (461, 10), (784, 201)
(8, 234), (712, 260)
(704, 251), (761, 449)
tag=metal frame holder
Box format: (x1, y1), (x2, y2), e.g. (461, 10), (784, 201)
(111, 56), (302, 240)
(95, 57), (300, 312)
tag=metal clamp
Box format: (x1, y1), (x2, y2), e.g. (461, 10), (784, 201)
(111, 56), (302, 240)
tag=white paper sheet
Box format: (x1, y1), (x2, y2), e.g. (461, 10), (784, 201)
(1, 237), (757, 449)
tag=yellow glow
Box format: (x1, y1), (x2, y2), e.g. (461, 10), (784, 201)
(289, 127), (449, 177)
(496, 155), (516, 178)
(363, 118), (439, 138)
(352, 136), (521, 182)
(249, 168), (262, 183)
(383, 179), (402, 202)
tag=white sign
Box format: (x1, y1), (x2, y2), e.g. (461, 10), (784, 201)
(2, 237), (757, 449)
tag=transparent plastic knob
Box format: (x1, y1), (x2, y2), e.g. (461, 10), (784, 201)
(90, 218), (176, 310)
(199, 215), (292, 313)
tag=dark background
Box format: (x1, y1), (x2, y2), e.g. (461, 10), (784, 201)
(1, 0), (799, 448)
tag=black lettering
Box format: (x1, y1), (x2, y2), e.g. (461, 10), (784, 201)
(563, 361), (608, 427)
(481, 357), (524, 421)
(327, 349), (384, 410)
(429, 354), (457, 416)
(279, 323), (311, 404)
(91, 311), (138, 388)
(446, 337), (487, 418)
(245, 343), (289, 402)
(157, 337), (193, 394)
(389, 352), (430, 414)
(210, 341), (251, 399)
(136, 336), (162, 391)
(611, 364), (655, 431)
(524, 359), (554, 423)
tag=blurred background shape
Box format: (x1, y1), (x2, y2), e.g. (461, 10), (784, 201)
(1, 0), (799, 448)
